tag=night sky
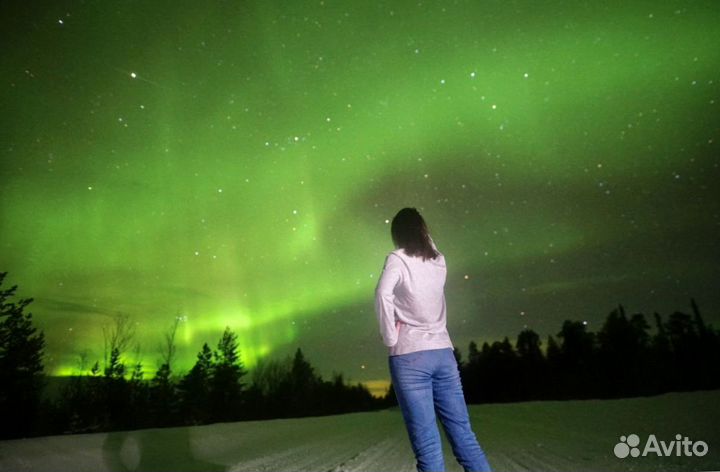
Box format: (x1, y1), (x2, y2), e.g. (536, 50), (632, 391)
(1, 1), (719, 395)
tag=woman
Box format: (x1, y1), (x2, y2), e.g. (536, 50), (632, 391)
(375, 208), (492, 472)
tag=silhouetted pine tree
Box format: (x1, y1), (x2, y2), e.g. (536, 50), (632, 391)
(0, 273), (46, 439)
(288, 348), (320, 416)
(179, 343), (213, 424)
(597, 306), (635, 397)
(544, 335), (561, 399)
(103, 347), (131, 430)
(648, 312), (674, 391)
(128, 360), (149, 428)
(666, 311), (700, 390)
(515, 329), (544, 401)
(150, 362), (178, 426)
(556, 320), (596, 399)
(209, 327), (247, 421)
(690, 299), (720, 388)
(459, 341), (482, 402)
(485, 337), (519, 402)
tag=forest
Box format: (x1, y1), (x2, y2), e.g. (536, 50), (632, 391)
(1, 271), (718, 439)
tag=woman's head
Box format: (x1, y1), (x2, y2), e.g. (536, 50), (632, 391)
(390, 207), (439, 261)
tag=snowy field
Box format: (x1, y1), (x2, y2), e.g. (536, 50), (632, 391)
(1, 389), (718, 472)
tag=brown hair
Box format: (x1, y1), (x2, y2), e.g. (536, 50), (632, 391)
(390, 208), (439, 261)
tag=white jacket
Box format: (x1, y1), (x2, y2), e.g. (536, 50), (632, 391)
(374, 241), (454, 356)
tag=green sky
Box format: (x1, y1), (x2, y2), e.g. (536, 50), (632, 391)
(1, 0), (718, 392)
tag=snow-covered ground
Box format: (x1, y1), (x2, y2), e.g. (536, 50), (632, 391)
(1, 389), (718, 472)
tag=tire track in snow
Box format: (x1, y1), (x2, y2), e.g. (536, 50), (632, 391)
(490, 448), (579, 472)
(327, 433), (415, 472)
(228, 427), (389, 472)
(228, 433), (353, 471)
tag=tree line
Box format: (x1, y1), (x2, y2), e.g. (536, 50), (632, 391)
(51, 328), (382, 436)
(0, 272), (383, 439)
(2, 271), (719, 439)
(449, 300), (720, 404)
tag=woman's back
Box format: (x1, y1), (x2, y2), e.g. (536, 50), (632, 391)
(390, 248), (446, 326)
(375, 245), (453, 356)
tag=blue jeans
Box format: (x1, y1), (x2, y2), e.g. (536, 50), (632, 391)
(389, 348), (492, 472)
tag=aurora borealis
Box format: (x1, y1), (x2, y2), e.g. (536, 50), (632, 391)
(1, 1), (718, 393)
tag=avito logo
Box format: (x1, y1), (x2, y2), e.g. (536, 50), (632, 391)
(614, 433), (708, 458)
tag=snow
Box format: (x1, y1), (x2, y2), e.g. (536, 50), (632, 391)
(1, 390), (719, 472)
